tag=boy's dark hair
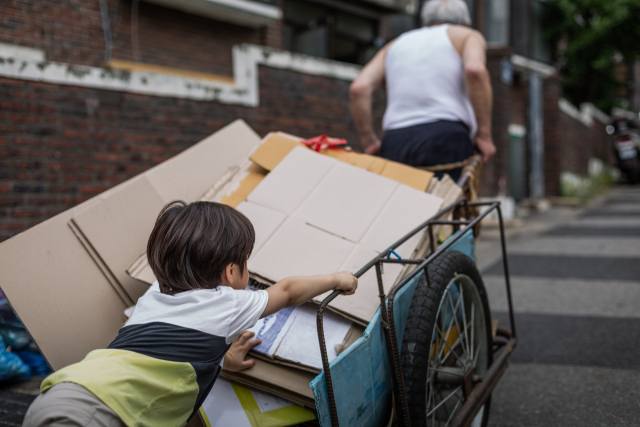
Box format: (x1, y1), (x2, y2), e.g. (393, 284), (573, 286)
(147, 201), (255, 295)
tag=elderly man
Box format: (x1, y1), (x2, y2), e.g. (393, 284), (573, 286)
(349, 0), (495, 180)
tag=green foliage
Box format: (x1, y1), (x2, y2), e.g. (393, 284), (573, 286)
(546, 0), (640, 112)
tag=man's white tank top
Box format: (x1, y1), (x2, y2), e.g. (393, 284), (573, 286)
(382, 24), (477, 136)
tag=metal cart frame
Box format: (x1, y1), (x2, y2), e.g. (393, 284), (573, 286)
(315, 160), (518, 427)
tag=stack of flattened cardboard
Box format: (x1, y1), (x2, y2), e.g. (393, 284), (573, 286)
(0, 120), (463, 415)
(127, 127), (462, 407)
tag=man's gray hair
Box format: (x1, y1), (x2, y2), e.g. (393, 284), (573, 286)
(421, 0), (471, 26)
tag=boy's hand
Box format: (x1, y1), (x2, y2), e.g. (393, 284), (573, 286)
(333, 271), (358, 295)
(223, 331), (261, 372)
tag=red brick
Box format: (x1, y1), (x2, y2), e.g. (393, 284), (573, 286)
(94, 152), (122, 162)
(0, 223), (25, 231)
(0, 196), (22, 207)
(12, 208), (42, 218)
(79, 185), (108, 195)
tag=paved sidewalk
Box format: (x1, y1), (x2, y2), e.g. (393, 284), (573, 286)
(477, 186), (640, 426)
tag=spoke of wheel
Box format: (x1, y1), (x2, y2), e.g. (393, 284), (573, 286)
(435, 324), (465, 366)
(470, 303), (475, 367)
(426, 383), (432, 420)
(436, 293), (463, 365)
(436, 311), (456, 364)
(426, 386), (462, 417)
(430, 387), (436, 426)
(431, 367), (465, 377)
(459, 285), (471, 360)
(434, 289), (452, 363)
(447, 285), (468, 360)
(444, 392), (463, 426)
(436, 387), (450, 425)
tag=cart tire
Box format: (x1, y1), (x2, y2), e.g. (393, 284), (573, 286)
(401, 251), (493, 427)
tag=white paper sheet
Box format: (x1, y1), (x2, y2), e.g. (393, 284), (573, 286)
(274, 303), (352, 370)
(251, 388), (297, 413)
(201, 377), (252, 427)
(247, 306), (296, 358)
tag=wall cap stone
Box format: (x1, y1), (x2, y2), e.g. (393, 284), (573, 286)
(0, 43), (361, 107)
(559, 99), (611, 127)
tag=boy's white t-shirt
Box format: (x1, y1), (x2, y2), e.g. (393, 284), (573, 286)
(129, 282), (269, 345)
(42, 283), (269, 427)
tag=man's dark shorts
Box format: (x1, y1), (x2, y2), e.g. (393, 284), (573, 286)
(380, 120), (474, 182)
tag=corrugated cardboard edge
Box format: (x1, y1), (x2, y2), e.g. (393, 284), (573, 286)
(68, 219), (134, 307)
(220, 359), (316, 408)
(392, 175), (464, 287)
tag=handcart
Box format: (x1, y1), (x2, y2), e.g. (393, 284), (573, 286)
(312, 156), (517, 427)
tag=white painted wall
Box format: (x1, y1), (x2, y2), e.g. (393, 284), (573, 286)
(0, 44), (361, 107)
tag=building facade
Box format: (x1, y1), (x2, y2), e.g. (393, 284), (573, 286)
(0, 0), (611, 242)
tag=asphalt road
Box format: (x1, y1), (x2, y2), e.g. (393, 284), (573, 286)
(475, 186), (640, 427)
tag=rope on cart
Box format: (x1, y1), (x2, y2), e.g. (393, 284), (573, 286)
(417, 156), (475, 173)
(421, 155), (484, 236)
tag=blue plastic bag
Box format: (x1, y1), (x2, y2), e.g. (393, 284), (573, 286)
(0, 336), (30, 381)
(16, 348), (51, 377)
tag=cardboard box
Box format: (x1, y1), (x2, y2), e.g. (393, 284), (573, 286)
(0, 120), (462, 419)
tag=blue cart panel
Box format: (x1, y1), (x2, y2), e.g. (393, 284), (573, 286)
(310, 230), (475, 427)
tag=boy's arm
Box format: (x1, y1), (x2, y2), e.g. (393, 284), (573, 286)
(261, 271), (357, 318)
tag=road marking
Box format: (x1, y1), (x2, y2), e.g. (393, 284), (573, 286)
(484, 275), (640, 318)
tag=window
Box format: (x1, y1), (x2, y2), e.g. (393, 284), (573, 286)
(529, 0), (552, 64)
(484, 0), (509, 46)
(283, 0), (380, 65)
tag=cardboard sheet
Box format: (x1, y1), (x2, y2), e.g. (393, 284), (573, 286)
(244, 147), (444, 323)
(221, 358), (317, 408)
(220, 171), (267, 208)
(250, 134), (432, 192)
(145, 120), (261, 202)
(127, 253), (157, 286)
(293, 161), (398, 243)
(249, 133), (305, 171)
(247, 147), (336, 215)
(71, 176), (166, 303)
(314, 245), (404, 322)
(0, 205), (127, 370)
(235, 201), (287, 257)
(379, 160), (433, 192)
(249, 218), (355, 282)
(360, 185), (444, 253)
(0, 120), (263, 371)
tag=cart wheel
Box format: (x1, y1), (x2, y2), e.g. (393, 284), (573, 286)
(401, 251), (493, 427)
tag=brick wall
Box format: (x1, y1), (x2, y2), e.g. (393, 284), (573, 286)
(557, 109), (612, 178)
(0, 67), (385, 242)
(0, 0), (283, 77)
(480, 47), (513, 197)
(543, 75), (561, 196)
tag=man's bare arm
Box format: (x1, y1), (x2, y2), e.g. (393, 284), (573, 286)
(349, 43), (391, 155)
(452, 27), (496, 162)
